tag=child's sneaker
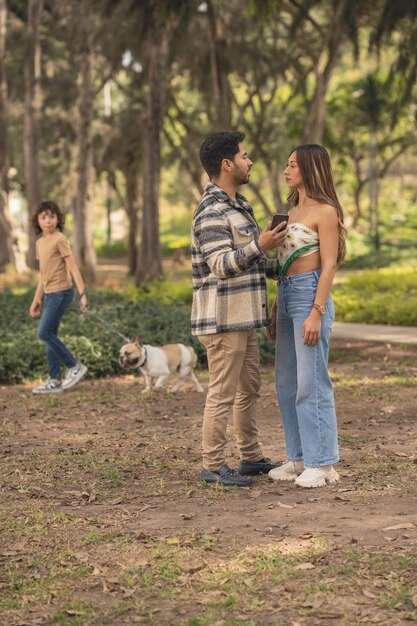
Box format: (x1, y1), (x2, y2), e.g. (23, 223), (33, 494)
(62, 363), (88, 390)
(32, 379), (63, 394)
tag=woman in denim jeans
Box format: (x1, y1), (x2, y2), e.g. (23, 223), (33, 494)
(29, 201), (89, 394)
(268, 145), (347, 488)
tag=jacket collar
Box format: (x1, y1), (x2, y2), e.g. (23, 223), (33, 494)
(204, 182), (250, 210)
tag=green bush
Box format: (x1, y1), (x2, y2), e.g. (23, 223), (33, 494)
(124, 278), (193, 305)
(95, 239), (128, 258)
(0, 289), (205, 384)
(2, 266), (415, 384)
(0, 288), (279, 383)
(333, 267), (417, 325)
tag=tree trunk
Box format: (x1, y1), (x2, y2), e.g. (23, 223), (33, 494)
(72, 0), (96, 285)
(136, 5), (165, 284)
(268, 164), (286, 212)
(368, 127), (380, 249)
(206, 0), (232, 128)
(24, 0), (43, 269)
(352, 158), (365, 227)
(0, 0), (8, 196)
(302, 0), (345, 143)
(125, 162), (140, 276)
(248, 181), (273, 219)
(0, 0), (16, 271)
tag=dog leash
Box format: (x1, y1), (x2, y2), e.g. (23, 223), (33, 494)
(86, 309), (131, 343)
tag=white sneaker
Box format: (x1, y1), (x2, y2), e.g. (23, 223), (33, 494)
(32, 379), (63, 394)
(62, 363), (88, 390)
(268, 460), (304, 481)
(295, 466), (340, 488)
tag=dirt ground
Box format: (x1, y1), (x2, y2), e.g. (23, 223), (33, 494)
(0, 339), (416, 626)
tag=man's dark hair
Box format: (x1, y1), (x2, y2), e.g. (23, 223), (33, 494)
(31, 200), (65, 235)
(199, 131), (245, 179)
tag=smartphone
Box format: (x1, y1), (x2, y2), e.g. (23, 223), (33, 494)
(271, 214), (289, 230)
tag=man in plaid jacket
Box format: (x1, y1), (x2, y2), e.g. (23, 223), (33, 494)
(192, 131), (287, 487)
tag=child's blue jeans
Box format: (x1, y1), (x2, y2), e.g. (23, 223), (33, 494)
(275, 270), (339, 467)
(37, 288), (77, 380)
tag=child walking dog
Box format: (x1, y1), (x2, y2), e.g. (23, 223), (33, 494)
(29, 201), (88, 394)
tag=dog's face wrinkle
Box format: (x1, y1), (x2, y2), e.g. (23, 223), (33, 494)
(119, 345), (142, 369)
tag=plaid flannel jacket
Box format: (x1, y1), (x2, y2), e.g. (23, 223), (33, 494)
(191, 182), (277, 336)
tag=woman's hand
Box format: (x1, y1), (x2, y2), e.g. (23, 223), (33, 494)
(266, 300), (277, 342)
(302, 311), (322, 346)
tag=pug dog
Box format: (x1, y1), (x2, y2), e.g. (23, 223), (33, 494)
(119, 336), (204, 394)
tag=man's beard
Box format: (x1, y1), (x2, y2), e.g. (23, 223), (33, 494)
(234, 166), (250, 185)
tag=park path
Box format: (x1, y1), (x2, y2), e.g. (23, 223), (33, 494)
(332, 321), (417, 344)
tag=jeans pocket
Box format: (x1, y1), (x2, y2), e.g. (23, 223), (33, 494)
(290, 280), (317, 294)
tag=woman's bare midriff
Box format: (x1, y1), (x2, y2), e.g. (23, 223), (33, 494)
(284, 250), (321, 276)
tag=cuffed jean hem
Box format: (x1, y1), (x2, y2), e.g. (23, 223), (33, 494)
(304, 458), (339, 468)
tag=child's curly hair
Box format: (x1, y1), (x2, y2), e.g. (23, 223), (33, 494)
(32, 201), (66, 235)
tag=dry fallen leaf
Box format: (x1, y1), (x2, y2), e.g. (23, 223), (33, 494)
(294, 562), (315, 570)
(180, 513), (195, 520)
(277, 501), (296, 509)
(382, 523), (415, 531)
(65, 610), (85, 616)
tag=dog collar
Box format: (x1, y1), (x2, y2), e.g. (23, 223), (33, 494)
(137, 346), (147, 368)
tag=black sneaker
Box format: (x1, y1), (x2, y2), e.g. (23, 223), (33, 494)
(200, 464), (253, 487)
(238, 457), (280, 476)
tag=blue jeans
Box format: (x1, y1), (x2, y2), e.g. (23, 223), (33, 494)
(37, 288), (77, 380)
(275, 270), (339, 467)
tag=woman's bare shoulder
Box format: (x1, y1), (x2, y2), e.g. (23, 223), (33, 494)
(316, 203), (339, 221)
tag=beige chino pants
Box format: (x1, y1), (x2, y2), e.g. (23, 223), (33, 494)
(198, 329), (263, 471)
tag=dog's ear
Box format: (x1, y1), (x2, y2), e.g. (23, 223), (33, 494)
(135, 335), (144, 347)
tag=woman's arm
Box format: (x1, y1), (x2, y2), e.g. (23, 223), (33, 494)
(65, 255), (88, 312)
(302, 205), (339, 346)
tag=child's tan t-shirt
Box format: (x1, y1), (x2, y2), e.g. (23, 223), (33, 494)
(36, 232), (72, 293)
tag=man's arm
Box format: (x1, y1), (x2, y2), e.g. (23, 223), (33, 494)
(194, 208), (263, 279)
(194, 208), (287, 280)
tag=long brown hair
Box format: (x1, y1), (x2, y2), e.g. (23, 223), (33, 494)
(288, 144), (346, 265)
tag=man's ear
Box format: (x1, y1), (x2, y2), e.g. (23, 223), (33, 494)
(135, 335), (144, 347)
(222, 158), (233, 172)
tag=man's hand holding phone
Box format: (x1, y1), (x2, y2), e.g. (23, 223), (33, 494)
(259, 214), (288, 252)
